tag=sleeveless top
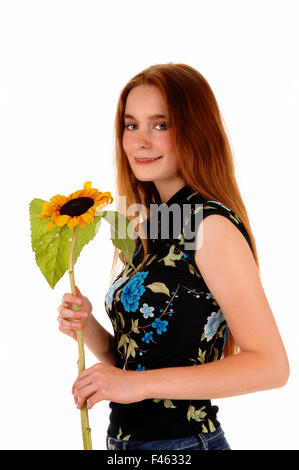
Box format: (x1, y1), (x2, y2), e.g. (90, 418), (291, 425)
(104, 184), (253, 441)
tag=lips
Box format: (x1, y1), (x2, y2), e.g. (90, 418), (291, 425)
(135, 156), (162, 162)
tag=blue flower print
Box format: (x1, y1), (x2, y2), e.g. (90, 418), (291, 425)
(136, 364), (146, 371)
(140, 303), (155, 319)
(152, 318), (168, 335)
(142, 331), (153, 344)
(105, 275), (128, 310)
(120, 271), (149, 312)
(223, 324), (229, 344)
(203, 309), (225, 341)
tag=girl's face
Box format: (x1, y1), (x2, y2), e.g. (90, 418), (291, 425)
(122, 85), (183, 188)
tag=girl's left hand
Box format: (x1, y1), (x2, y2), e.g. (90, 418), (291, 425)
(72, 363), (146, 410)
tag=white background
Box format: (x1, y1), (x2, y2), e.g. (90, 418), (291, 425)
(0, 0), (298, 450)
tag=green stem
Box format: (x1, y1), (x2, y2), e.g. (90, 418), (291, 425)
(68, 224), (93, 450)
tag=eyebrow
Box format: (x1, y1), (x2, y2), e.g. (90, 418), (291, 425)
(124, 113), (167, 120)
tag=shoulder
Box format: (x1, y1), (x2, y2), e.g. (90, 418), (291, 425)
(194, 213), (254, 269)
(182, 194), (253, 253)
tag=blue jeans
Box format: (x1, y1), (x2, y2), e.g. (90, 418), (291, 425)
(106, 426), (231, 450)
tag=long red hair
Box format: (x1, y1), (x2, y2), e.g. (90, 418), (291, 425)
(109, 62), (260, 358)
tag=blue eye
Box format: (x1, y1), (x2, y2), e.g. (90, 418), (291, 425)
(155, 122), (167, 130)
(124, 122), (168, 131)
(125, 124), (137, 130)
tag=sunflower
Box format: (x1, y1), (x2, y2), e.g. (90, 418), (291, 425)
(40, 181), (113, 231)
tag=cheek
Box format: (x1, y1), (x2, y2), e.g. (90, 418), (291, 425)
(157, 134), (174, 152)
(122, 133), (129, 152)
(158, 136), (177, 164)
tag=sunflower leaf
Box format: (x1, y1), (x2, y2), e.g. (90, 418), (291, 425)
(73, 215), (102, 264)
(29, 198), (72, 288)
(97, 210), (136, 268)
(29, 198), (51, 252)
(29, 198), (103, 289)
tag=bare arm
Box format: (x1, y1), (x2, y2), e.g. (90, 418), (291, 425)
(138, 215), (289, 400)
(83, 313), (115, 366)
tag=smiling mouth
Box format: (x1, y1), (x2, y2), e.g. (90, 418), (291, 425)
(135, 156), (162, 162)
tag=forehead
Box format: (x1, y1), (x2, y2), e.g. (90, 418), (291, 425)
(125, 85), (166, 114)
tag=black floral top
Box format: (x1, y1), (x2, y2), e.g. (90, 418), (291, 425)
(105, 185), (253, 441)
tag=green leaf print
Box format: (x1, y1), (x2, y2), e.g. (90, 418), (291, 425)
(229, 213), (241, 224)
(111, 317), (117, 332)
(163, 245), (183, 267)
(117, 427), (123, 439)
(163, 399), (177, 408)
(201, 423), (209, 433)
(187, 405), (195, 421)
(213, 348), (219, 361)
(146, 282), (170, 297)
(118, 333), (130, 356)
(194, 407), (207, 422)
(187, 262), (202, 279)
(218, 324), (227, 338)
(197, 347), (206, 364)
(125, 338), (138, 359)
(152, 398), (177, 408)
(116, 426), (131, 441)
(187, 404), (206, 422)
(177, 233), (185, 245)
(208, 419), (216, 432)
(131, 318), (140, 333)
(118, 311), (125, 328)
(146, 254), (158, 265)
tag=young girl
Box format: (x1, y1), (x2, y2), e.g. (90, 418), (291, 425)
(57, 63), (289, 451)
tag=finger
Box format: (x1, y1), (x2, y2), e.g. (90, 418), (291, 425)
(60, 307), (86, 320)
(60, 319), (83, 329)
(77, 366), (93, 380)
(76, 376), (93, 391)
(72, 370), (92, 394)
(76, 384), (99, 409)
(75, 285), (82, 296)
(62, 293), (82, 306)
(86, 392), (100, 409)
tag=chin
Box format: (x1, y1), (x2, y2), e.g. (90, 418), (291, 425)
(132, 170), (161, 181)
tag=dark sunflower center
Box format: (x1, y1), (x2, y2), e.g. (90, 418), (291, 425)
(60, 197), (94, 217)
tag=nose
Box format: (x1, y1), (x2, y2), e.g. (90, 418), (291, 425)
(133, 127), (152, 150)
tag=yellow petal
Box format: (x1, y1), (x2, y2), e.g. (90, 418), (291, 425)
(67, 217), (79, 229)
(68, 189), (83, 199)
(49, 194), (68, 206)
(56, 214), (71, 227)
(83, 181), (92, 190)
(40, 203), (54, 219)
(79, 218), (86, 229)
(81, 212), (94, 224)
(47, 220), (56, 231)
(51, 211), (60, 223)
(86, 189), (98, 198)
